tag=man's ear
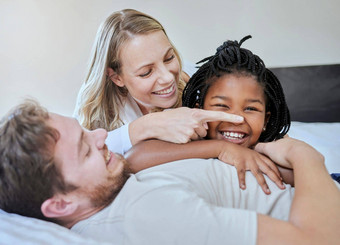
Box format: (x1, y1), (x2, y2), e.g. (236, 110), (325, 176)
(107, 67), (125, 87)
(41, 195), (78, 218)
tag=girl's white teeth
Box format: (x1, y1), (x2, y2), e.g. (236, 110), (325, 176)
(222, 131), (245, 139)
(154, 85), (173, 95)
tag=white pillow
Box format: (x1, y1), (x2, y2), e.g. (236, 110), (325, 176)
(288, 121), (340, 173)
(0, 209), (109, 245)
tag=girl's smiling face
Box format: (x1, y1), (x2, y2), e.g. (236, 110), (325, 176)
(203, 74), (270, 148)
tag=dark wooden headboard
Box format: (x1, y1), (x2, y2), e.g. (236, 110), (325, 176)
(271, 64), (340, 122)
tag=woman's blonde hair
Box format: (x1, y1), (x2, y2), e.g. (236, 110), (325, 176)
(76, 9), (186, 131)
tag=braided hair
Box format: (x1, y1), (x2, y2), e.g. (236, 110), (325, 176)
(182, 35), (290, 142)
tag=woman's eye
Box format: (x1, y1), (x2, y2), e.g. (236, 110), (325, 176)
(139, 69), (152, 77)
(165, 55), (175, 62)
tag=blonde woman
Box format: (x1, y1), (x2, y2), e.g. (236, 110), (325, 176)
(74, 9), (242, 151)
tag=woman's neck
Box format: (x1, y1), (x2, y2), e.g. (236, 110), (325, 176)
(136, 102), (153, 115)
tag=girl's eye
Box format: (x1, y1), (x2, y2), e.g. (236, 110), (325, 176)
(245, 107), (259, 112)
(165, 55), (175, 62)
(213, 104), (229, 109)
(139, 69), (152, 78)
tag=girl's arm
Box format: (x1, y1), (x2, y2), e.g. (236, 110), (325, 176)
(125, 139), (285, 194)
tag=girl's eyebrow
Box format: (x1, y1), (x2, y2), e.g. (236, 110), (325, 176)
(246, 99), (265, 105)
(211, 96), (265, 105)
(210, 95), (228, 100)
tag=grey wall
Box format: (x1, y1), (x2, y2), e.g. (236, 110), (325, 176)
(1, 0), (339, 116)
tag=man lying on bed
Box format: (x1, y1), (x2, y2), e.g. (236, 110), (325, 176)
(1, 99), (339, 245)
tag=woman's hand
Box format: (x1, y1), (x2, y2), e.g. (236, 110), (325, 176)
(130, 107), (244, 145)
(217, 142), (285, 194)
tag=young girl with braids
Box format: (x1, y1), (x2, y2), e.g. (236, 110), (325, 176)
(182, 35), (290, 146)
(126, 35), (294, 190)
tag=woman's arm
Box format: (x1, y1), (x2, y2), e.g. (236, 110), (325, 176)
(125, 139), (285, 194)
(128, 108), (243, 145)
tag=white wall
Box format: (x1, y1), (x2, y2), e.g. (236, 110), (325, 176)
(1, 0), (340, 117)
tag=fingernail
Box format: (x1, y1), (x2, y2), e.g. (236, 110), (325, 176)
(203, 122), (208, 129)
(235, 116), (244, 122)
(241, 184), (246, 189)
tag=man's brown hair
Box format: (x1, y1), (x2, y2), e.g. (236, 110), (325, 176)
(0, 99), (76, 222)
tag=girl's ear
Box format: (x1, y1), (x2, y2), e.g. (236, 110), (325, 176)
(107, 67), (125, 87)
(41, 194), (78, 219)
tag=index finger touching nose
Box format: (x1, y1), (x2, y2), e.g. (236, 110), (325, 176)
(199, 110), (244, 123)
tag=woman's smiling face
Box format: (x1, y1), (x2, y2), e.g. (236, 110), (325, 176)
(113, 30), (180, 114)
(203, 74), (270, 148)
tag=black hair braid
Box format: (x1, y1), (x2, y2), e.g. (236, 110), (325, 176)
(182, 63), (208, 108)
(182, 35), (290, 142)
(259, 69), (290, 141)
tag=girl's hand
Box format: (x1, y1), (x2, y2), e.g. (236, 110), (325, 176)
(218, 142), (285, 194)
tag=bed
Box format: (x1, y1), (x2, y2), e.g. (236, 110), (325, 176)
(1, 64), (339, 244)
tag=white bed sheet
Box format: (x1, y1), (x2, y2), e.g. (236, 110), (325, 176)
(288, 121), (340, 173)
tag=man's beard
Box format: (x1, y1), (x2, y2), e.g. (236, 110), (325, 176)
(87, 156), (131, 208)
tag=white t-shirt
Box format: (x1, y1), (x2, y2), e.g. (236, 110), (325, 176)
(71, 158), (294, 245)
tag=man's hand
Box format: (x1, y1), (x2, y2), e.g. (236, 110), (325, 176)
(255, 136), (324, 170)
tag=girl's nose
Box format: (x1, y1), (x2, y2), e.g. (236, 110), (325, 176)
(228, 110), (244, 125)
